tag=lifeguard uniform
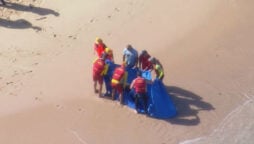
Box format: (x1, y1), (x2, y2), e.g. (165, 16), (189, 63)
(93, 58), (108, 85)
(131, 76), (148, 112)
(94, 42), (106, 58)
(111, 66), (126, 94)
(132, 77), (146, 94)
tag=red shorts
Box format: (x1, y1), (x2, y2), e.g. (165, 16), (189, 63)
(93, 73), (103, 85)
(111, 84), (123, 94)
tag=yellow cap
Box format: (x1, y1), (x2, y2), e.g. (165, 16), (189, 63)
(105, 47), (112, 54)
(95, 37), (102, 44)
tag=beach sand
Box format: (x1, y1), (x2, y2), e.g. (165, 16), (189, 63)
(1, 0), (254, 143)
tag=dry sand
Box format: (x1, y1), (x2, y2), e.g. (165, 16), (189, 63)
(0, 0), (254, 144)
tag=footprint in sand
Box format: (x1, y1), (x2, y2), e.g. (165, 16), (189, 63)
(34, 96), (42, 101)
(12, 58), (17, 63)
(56, 104), (64, 109)
(23, 70), (33, 75)
(78, 108), (84, 112)
(32, 52), (42, 56)
(114, 8), (120, 12)
(6, 81), (14, 85)
(32, 62), (39, 66)
(9, 92), (17, 96)
(68, 35), (77, 40)
(90, 18), (94, 23)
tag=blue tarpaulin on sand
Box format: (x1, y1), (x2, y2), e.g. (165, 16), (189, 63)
(105, 64), (177, 119)
(124, 68), (177, 119)
(148, 79), (177, 118)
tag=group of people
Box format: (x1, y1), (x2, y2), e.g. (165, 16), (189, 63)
(92, 37), (165, 113)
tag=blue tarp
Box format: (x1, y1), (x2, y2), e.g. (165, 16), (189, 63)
(148, 79), (177, 118)
(105, 64), (177, 119)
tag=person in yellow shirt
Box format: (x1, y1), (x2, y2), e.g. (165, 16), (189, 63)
(148, 57), (164, 81)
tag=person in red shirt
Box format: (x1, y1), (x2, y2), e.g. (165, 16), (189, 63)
(93, 53), (108, 97)
(138, 50), (153, 71)
(94, 37), (107, 58)
(111, 63), (127, 104)
(130, 71), (148, 113)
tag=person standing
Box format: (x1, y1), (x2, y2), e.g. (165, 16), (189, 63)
(94, 37), (107, 58)
(103, 54), (115, 97)
(123, 44), (138, 69)
(111, 63), (127, 104)
(92, 54), (108, 97)
(138, 50), (153, 71)
(130, 71), (148, 113)
(149, 57), (164, 81)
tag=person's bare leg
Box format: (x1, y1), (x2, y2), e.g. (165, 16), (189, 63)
(112, 89), (115, 100)
(94, 81), (98, 93)
(98, 83), (103, 97)
(119, 93), (124, 105)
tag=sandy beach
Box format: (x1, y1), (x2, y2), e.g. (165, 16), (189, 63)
(1, 0), (254, 144)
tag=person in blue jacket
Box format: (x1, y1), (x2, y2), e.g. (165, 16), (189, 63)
(123, 44), (138, 69)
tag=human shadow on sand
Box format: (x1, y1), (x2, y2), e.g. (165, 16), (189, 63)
(2, 2), (59, 16)
(0, 18), (41, 31)
(163, 86), (215, 126)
